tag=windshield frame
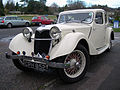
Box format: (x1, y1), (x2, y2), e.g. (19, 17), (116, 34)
(57, 11), (94, 24)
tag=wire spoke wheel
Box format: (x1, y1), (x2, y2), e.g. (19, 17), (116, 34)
(64, 50), (86, 78)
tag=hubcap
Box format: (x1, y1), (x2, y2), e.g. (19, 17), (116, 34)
(8, 24), (11, 28)
(64, 50), (86, 78)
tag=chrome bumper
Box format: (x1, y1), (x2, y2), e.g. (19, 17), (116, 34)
(5, 52), (69, 69)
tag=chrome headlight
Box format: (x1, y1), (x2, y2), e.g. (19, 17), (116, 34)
(50, 26), (61, 39)
(23, 27), (33, 40)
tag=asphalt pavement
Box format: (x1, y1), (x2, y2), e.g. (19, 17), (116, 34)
(0, 27), (120, 90)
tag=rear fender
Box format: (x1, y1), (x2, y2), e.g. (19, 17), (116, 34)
(106, 27), (114, 44)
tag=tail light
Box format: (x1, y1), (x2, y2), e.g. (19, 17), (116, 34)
(1, 20), (4, 23)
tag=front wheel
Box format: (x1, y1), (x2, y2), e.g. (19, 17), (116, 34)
(12, 52), (32, 72)
(58, 45), (90, 83)
(7, 23), (12, 28)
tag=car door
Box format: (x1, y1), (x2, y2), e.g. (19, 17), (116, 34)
(44, 17), (51, 24)
(41, 16), (45, 24)
(9, 17), (17, 26)
(90, 12), (106, 49)
(41, 16), (49, 24)
(17, 17), (25, 26)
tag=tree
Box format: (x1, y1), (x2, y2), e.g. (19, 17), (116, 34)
(0, 0), (5, 16)
(27, 0), (48, 14)
(5, 0), (16, 11)
(20, 0), (29, 3)
(15, 2), (19, 11)
(67, 0), (86, 10)
(39, 0), (46, 5)
(49, 3), (59, 14)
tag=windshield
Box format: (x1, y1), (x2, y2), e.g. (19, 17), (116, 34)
(58, 12), (93, 24)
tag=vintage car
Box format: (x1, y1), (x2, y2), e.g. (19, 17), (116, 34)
(6, 9), (114, 83)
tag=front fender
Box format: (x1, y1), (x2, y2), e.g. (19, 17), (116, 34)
(9, 33), (34, 56)
(49, 32), (88, 60)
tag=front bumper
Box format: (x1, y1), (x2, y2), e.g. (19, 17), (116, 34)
(0, 23), (5, 26)
(5, 52), (69, 69)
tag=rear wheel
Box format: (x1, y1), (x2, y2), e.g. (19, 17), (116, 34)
(25, 22), (29, 27)
(58, 44), (90, 83)
(7, 23), (12, 28)
(107, 37), (112, 52)
(51, 22), (54, 24)
(38, 22), (42, 26)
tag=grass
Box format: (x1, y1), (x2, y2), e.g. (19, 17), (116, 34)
(19, 15), (34, 21)
(113, 28), (120, 32)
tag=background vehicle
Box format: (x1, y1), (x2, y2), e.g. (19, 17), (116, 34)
(32, 16), (54, 26)
(6, 9), (114, 83)
(0, 16), (30, 28)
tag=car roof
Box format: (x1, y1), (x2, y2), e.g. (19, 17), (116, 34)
(4, 16), (18, 18)
(60, 9), (105, 14)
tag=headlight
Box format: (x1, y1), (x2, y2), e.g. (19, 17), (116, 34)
(50, 26), (61, 39)
(23, 27), (33, 40)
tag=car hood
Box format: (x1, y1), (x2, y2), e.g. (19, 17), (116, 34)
(37, 23), (91, 30)
(37, 23), (91, 38)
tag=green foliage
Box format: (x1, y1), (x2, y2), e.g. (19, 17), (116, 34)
(113, 28), (120, 32)
(15, 2), (19, 11)
(0, 0), (5, 16)
(67, 0), (86, 10)
(5, 0), (16, 13)
(27, 0), (48, 14)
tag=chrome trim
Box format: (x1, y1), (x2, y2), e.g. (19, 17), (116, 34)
(5, 52), (70, 69)
(31, 38), (55, 41)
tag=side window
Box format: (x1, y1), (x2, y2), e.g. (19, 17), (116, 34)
(17, 17), (22, 20)
(45, 17), (48, 20)
(41, 17), (44, 20)
(11, 17), (17, 20)
(105, 12), (107, 23)
(5, 17), (11, 20)
(32, 17), (37, 20)
(95, 12), (103, 24)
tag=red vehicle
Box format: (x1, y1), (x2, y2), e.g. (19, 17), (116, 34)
(32, 16), (54, 26)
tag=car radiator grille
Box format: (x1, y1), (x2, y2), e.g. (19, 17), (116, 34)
(34, 30), (51, 55)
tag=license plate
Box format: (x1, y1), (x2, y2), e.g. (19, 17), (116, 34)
(23, 60), (48, 71)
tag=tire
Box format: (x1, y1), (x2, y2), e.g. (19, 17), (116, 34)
(51, 22), (54, 24)
(7, 23), (12, 28)
(58, 44), (90, 83)
(107, 37), (112, 52)
(38, 22), (42, 26)
(25, 22), (29, 27)
(12, 52), (32, 72)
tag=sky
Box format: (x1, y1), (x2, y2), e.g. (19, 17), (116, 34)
(3, 0), (120, 8)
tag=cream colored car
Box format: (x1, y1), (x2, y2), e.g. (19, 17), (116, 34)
(6, 9), (114, 83)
